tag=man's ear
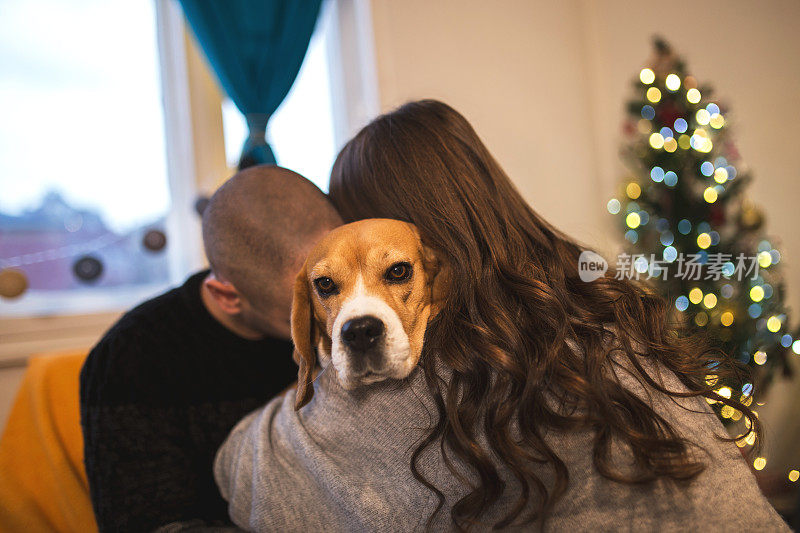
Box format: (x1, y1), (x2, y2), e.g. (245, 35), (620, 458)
(203, 276), (242, 314)
(291, 263), (317, 410)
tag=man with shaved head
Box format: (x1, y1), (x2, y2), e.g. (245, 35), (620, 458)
(80, 166), (341, 531)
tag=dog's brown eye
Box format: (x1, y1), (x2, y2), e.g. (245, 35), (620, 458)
(313, 277), (338, 296)
(385, 262), (412, 283)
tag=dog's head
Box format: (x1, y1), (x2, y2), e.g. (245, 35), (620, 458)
(291, 218), (447, 410)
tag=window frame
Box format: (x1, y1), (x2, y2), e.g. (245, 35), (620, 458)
(0, 0), (379, 367)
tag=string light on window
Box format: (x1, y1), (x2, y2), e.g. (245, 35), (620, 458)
(0, 268), (28, 299)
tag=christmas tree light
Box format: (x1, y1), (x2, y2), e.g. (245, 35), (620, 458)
(609, 38), (798, 433)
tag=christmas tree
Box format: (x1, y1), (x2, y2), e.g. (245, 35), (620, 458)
(608, 37), (798, 428)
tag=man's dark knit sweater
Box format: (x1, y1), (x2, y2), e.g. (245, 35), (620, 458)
(79, 270), (296, 532)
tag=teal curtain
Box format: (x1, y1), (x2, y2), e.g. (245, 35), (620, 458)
(180, 0), (323, 169)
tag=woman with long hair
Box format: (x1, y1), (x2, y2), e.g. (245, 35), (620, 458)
(214, 100), (788, 531)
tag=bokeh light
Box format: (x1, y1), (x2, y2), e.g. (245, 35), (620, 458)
(689, 288), (703, 304)
(695, 312), (708, 326)
(640, 68), (656, 84)
(767, 316), (782, 333)
(665, 74), (681, 91)
(750, 286), (765, 302)
(646, 87), (662, 103)
(649, 133), (665, 149)
(720, 311), (734, 326)
(651, 166), (665, 182)
(696, 109), (711, 125)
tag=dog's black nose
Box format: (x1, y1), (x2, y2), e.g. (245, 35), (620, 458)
(341, 316), (384, 352)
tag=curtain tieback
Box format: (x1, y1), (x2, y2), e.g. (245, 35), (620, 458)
(245, 113), (271, 141)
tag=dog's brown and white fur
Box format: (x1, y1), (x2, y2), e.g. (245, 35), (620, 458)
(290, 218), (446, 410)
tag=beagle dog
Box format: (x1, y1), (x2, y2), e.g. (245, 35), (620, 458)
(291, 218), (446, 410)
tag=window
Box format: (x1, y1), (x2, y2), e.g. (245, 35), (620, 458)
(0, 0), (379, 361)
(220, 0), (337, 192)
(0, 0), (176, 317)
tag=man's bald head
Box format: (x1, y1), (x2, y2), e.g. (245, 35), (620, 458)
(202, 165), (342, 308)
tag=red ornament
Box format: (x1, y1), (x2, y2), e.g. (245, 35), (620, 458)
(656, 101), (682, 128)
(710, 204), (726, 226)
(623, 119), (636, 136)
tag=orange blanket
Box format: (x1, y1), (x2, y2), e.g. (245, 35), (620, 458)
(0, 352), (98, 533)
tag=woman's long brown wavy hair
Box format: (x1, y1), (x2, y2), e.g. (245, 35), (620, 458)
(328, 99), (759, 530)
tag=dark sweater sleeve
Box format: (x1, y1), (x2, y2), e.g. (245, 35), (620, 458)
(80, 333), (223, 532)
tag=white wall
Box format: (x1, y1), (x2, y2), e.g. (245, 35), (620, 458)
(369, 0), (800, 471)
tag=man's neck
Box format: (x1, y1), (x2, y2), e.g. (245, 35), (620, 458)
(199, 281), (265, 341)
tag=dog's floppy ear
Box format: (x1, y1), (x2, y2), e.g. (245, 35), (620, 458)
(423, 247), (451, 320)
(291, 264), (316, 410)
(415, 231), (451, 320)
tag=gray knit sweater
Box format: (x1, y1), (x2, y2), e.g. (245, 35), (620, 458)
(214, 356), (789, 532)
